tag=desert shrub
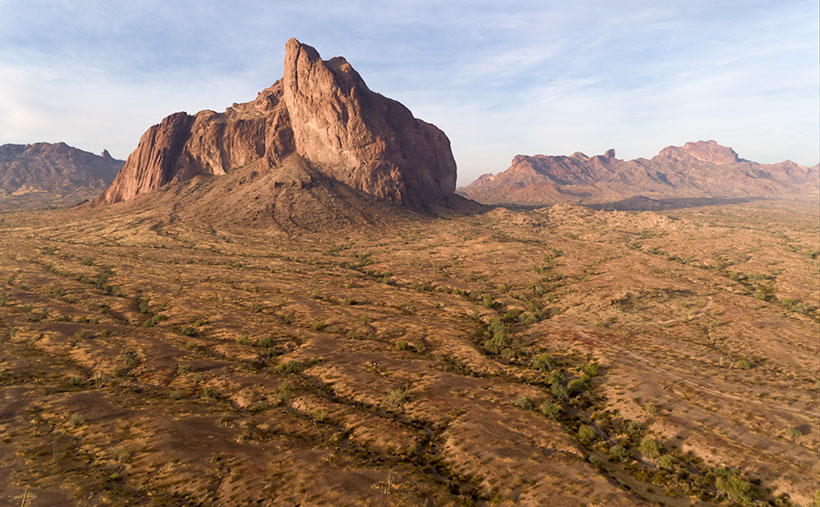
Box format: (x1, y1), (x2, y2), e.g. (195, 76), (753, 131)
(388, 387), (408, 407)
(644, 403), (660, 415)
(609, 444), (630, 462)
(201, 386), (217, 398)
(0, 291), (7, 305)
(548, 369), (564, 387)
(639, 436), (663, 459)
(169, 389), (186, 400)
(142, 314), (164, 327)
(395, 340), (409, 351)
(277, 383), (293, 404)
(313, 409), (329, 423)
(180, 324), (198, 337)
(582, 362), (600, 377)
(785, 427), (803, 438)
(715, 471), (753, 505)
(734, 358), (752, 370)
(69, 413), (86, 427)
(531, 352), (553, 371)
(68, 376), (84, 387)
(480, 293), (496, 309)
(626, 420), (646, 436)
(567, 379), (585, 397)
(540, 401), (562, 419)
(277, 360), (303, 374)
(513, 396), (533, 410)
(138, 297), (150, 313)
(656, 455), (674, 470)
(255, 336), (274, 348)
(551, 383), (568, 401)
(177, 363), (192, 374)
(483, 319), (510, 354)
(577, 425), (598, 445)
(250, 400), (269, 413)
(312, 320), (327, 331)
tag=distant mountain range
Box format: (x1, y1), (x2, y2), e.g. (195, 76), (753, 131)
(459, 140), (818, 205)
(0, 142), (123, 206)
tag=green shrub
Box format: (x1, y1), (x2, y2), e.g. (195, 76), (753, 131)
(481, 293), (495, 309)
(395, 340), (409, 351)
(567, 379), (585, 397)
(312, 320), (327, 331)
(551, 383), (568, 401)
(68, 376), (84, 387)
(715, 471), (753, 505)
(277, 360), (303, 374)
(313, 409), (329, 423)
(250, 400), (269, 413)
(513, 396), (533, 410)
(540, 401), (562, 419)
(277, 383), (293, 404)
(609, 444), (630, 462)
(483, 318), (510, 354)
(531, 352), (553, 371)
(656, 455), (674, 470)
(180, 324), (198, 337)
(639, 436), (663, 459)
(388, 387), (408, 407)
(577, 425), (598, 445)
(138, 297), (150, 314)
(785, 427), (803, 438)
(734, 358), (752, 370)
(548, 369), (564, 387)
(582, 362), (600, 377)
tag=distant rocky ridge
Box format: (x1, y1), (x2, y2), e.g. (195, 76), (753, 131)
(99, 38), (459, 212)
(0, 142), (123, 198)
(459, 140), (819, 205)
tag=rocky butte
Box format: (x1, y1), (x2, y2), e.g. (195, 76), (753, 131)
(459, 140), (819, 206)
(99, 38), (458, 212)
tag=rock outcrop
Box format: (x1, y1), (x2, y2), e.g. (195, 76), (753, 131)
(0, 142), (123, 197)
(100, 39), (457, 211)
(459, 141), (819, 205)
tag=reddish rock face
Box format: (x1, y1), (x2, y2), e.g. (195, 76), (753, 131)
(99, 39), (457, 211)
(459, 141), (819, 205)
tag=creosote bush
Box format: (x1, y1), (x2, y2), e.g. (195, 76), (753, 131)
(567, 379), (585, 397)
(531, 352), (552, 371)
(577, 425), (597, 445)
(513, 396), (533, 410)
(639, 436), (663, 459)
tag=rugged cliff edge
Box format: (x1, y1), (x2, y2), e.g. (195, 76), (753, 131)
(99, 39), (458, 212)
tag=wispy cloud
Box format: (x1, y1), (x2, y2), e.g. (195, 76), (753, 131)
(0, 0), (816, 184)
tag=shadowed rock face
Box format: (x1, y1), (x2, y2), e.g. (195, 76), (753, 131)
(100, 39), (457, 211)
(460, 140), (819, 205)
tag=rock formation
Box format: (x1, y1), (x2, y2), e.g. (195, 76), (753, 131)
(99, 39), (457, 211)
(459, 141), (819, 205)
(0, 142), (123, 197)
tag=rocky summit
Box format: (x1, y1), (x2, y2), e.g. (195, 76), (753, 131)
(0, 142), (123, 199)
(459, 140), (819, 206)
(99, 39), (458, 211)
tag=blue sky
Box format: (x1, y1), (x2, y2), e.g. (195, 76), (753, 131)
(0, 0), (817, 185)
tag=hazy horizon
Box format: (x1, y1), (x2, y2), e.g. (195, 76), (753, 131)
(1, 0), (817, 185)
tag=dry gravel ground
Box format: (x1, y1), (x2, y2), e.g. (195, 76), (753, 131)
(0, 198), (817, 506)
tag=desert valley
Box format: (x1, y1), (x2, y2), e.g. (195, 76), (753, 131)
(0, 38), (817, 507)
